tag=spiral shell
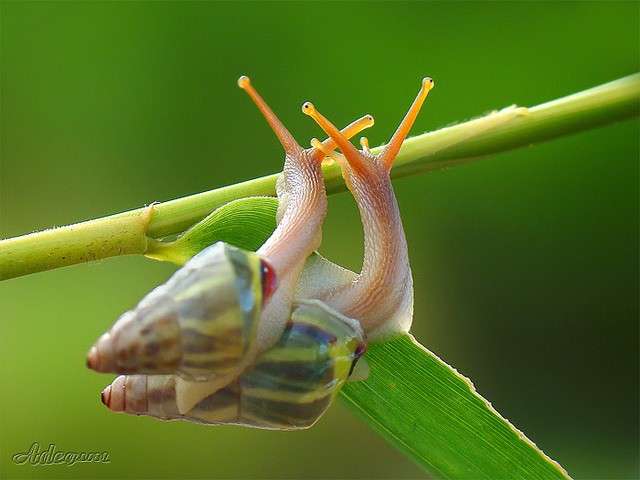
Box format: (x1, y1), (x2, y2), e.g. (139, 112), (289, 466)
(102, 300), (365, 430)
(87, 242), (277, 381)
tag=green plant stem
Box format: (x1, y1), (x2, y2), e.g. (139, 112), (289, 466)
(1, 73), (638, 280)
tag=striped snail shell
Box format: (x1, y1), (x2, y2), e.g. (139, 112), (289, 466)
(87, 242), (277, 381)
(103, 300), (365, 430)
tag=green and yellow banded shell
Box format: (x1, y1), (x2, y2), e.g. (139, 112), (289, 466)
(102, 300), (365, 430)
(87, 242), (275, 381)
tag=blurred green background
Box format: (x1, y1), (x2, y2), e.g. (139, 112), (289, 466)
(1, 1), (638, 479)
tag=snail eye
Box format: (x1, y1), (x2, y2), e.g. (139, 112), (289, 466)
(260, 259), (278, 304)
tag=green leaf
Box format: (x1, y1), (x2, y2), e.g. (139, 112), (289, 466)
(341, 335), (570, 479)
(145, 197), (278, 265)
(142, 196), (570, 479)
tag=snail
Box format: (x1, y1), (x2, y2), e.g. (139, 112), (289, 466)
(87, 77), (373, 383)
(300, 76), (434, 340)
(88, 77), (372, 427)
(88, 76), (434, 429)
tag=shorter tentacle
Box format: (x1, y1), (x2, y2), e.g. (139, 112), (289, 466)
(303, 102), (370, 175)
(359, 137), (371, 155)
(318, 114), (374, 158)
(310, 138), (347, 167)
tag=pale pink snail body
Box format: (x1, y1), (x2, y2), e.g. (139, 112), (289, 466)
(302, 76), (434, 339)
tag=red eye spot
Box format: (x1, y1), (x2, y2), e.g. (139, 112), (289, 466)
(260, 259), (278, 304)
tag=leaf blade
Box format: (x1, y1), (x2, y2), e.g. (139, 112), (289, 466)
(341, 335), (570, 479)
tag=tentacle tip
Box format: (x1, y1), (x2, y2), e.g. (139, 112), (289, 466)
(422, 76), (435, 90)
(301, 101), (316, 116)
(360, 136), (371, 153)
(365, 114), (375, 126)
(237, 75), (251, 89)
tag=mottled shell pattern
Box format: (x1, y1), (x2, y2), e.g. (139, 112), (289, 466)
(88, 242), (274, 381)
(87, 76), (433, 430)
(103, 301), (364, 429)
